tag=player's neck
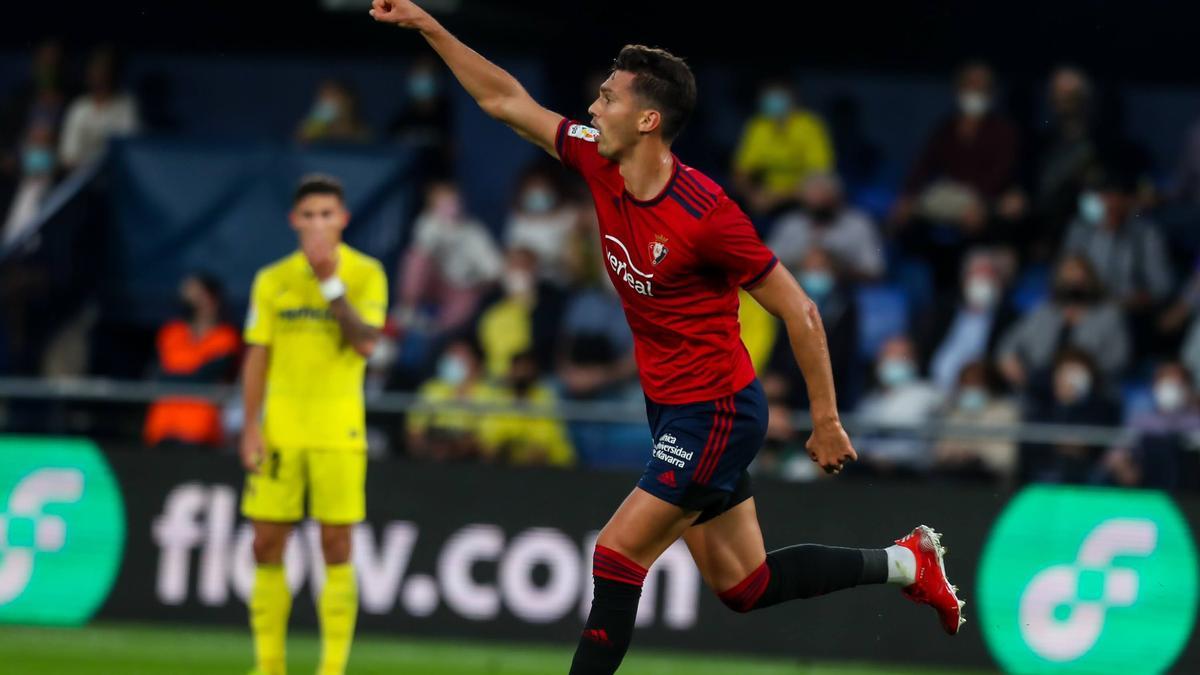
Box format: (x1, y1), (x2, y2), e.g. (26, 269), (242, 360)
(618, 139), (674, 202)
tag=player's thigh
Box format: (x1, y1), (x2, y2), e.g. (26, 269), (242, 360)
(241, 445), (305, 524)
(595, 487), (698, 568)
(683, 496), (767, 592)
(308, 448), (367, 525)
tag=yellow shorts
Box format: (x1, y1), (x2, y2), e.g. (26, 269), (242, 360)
(240, 446), (366, 524)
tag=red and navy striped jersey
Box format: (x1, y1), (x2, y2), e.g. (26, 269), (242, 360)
(555, 118), (778, 405)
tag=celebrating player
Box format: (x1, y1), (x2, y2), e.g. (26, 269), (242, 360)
(240, 175), (388, 675)
(370, 3), (964, 673)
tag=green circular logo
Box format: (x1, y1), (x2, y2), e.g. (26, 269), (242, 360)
(0, 436), (125, 625)
(979, 485), (1198, 673)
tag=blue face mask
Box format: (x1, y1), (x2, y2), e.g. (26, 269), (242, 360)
(800, 270), (835, 299)
(878, 358), (916, 388)
(521, 188), (556, 214)
(957, 386), (988, 412)
(22, 147), (54, 175)
(1078, 191), (1106, 226)
(437, 355), (469, 386)
(311, 99), (340, 124)
(409, 74), (437, 101)
(759, 91), (791, 120)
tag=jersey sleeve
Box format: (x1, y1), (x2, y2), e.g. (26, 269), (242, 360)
(697, 202), (779, 290)
(554, 118), (608, 177)
(353, 261), (389, 328)
(244, 270), (274, 346)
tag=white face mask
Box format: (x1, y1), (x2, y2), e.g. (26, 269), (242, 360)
(1061, 365), (1092, 402)
(1154, 379), (1188, 413)
(504, 270), (534, 298)
(1078, 191), (1106, 226)
(964, 277), (999, 310)
(878, 358), (916, 389)
(958, 91), (990, 117)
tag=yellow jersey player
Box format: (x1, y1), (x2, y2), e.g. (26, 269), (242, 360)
(240, 174), (387, 675)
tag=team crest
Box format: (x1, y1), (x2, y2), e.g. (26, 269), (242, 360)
(648, 235), (669, 266)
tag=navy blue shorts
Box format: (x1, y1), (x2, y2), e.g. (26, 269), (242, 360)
(637, 379), (768, 525)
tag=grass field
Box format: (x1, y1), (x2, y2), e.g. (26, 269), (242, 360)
(0, 623), (990, 674)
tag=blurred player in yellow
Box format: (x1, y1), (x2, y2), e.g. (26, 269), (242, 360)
(240, 174), (387, 675)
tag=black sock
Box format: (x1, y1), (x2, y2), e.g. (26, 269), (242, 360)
(719, 545), (888, 612)
(570, 546), (647, 675)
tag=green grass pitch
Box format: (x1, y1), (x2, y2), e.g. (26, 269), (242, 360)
(0, 622), (990, 674)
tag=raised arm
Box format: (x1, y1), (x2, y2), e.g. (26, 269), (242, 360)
(748, 264), (857, 473)
(370, 0), (563, 155)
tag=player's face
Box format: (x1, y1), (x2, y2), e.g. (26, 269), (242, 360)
(290, 193), (348, 246)
(588, 70), (651, 159)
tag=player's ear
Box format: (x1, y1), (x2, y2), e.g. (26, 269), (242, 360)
(639, 109), (662, 135)
(288, 208), (301, 231)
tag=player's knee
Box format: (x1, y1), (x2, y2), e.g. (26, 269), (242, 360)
(320, 525), (353, 565)
(252, 532), (286, 564)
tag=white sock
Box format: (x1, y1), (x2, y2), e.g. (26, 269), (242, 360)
(885, 545), (916, 586)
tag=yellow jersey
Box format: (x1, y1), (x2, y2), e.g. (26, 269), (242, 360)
(733, 110), (835, 196)
(245, 244), (388, 450)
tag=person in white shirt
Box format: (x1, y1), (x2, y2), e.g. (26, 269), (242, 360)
(768, 172), (885, 281)
(855, 335), (944, 471)
(396, 180), (503, 335)
(504, 166), (584, 287)
(58, 46), (139, 170)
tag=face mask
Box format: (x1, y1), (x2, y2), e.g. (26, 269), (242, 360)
(1155, 379), (1188, 413)
(964, 277), (999, 309)
(504, 270), (534, 298)
(521, 188), (556, 214)
(760, 91), (791, 120)
(1052, 284), (1095, 306)
(808, 205), (838, 224)
(1061, 365), (1092, 401)
(800, 270), (835, 299)
(311, 99), (340, 124)
(438, 355), (469, 386)
(958, 386), (989, 412)
(958, 91), (990, 117)
(878, 358), (916, 388)
(1078, 191), (1106, 226)
(177, 299), (200, 323)
(408, 74), (437, 101)
(22, 147), (54, 176)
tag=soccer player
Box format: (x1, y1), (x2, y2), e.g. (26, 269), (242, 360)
(370, 3), (964, 673)
(239, 175), (388, 675)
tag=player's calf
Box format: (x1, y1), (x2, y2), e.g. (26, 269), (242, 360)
(569, 545), (648, 675)
(715, 544), (896, 613)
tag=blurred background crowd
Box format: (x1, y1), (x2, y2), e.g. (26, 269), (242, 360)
(3, 1), (1200, 493)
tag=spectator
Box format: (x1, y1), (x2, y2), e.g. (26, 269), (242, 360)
(997, 254), (1130, 388)
(396, 180), (503, 337)
(933, 361), (1020, 482)
(390, 56), (454, 178)
(143, 274), (240, 448)
(478, 350), (575, 467)
(297, 78), (372, 143)
(768, 173), (885, 281)
(891, 62), (1023, 286)
(854, 335), (943, 472)
(0, 39), (69, 187)
(504, 164), (585, 286)
(1062, 166), (1172, 312)
(2, 121), (59, 246)
(406, 338), (489, 461)
(556, 277), (637, 399)
(918, 248), (1019, 394)
(1183, 317), (1200, 384)
(1157, 254), (1200, 351)
(1101, 361), (1200, 490)
(475, 247), (565, 379)
(1174, 117), (1200, 208)
(732, 80), (833, 217)
(1019, 348), (1120, 484)
(768, 247), (860, 410)
(751, 373), (817, 482)
(58, 46), (139, 170)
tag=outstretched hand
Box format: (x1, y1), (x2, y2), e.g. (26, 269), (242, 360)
(369, 0), (434, 31)
(806, 421), (858, 475)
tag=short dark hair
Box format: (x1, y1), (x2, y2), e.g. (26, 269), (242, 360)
(294, 173), (344, 204)
(612, 45), (696, 142)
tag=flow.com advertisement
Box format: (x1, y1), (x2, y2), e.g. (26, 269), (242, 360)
(2, 435), (1200, 672)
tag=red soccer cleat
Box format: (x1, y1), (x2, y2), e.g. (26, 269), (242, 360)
(895, 525), (965, 635)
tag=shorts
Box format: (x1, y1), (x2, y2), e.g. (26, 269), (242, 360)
(241, 446), (367, 524)
(637, 379), (768, 525)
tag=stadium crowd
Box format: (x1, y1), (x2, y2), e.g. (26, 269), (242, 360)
(3, 41), (1200, 491)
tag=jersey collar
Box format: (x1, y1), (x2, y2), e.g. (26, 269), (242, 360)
(624, 156), (680, 208)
